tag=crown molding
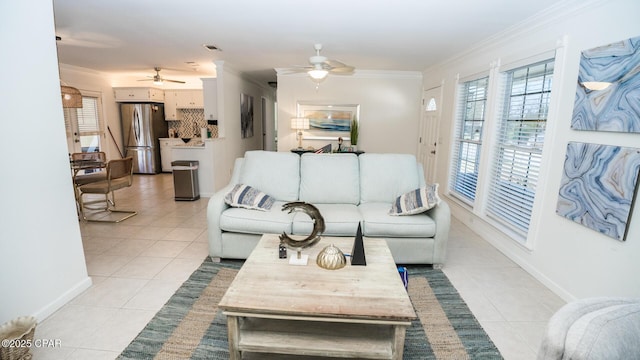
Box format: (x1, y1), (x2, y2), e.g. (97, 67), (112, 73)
(59, 63), (106, 76)
(275, 68), (422, 79)
(437, 0), (607, 68)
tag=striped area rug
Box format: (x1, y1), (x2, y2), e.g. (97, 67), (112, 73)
(118, 258), (502, 360)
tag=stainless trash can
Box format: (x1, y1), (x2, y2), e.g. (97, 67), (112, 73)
(172, 160), (200, 201)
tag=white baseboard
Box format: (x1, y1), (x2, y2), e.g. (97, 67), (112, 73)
(33, 276), (93, 322)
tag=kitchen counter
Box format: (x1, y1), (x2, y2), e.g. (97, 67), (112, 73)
(172, 141), (206, 148)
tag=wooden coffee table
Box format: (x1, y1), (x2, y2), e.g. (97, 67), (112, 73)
(218, 234), (416, 359)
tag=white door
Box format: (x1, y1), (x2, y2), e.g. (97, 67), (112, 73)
(418, 87), (441, 183)
(64, 94), (104, 156)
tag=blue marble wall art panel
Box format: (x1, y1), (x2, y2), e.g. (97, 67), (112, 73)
(556, 142), (640, 241)
(571, 35), (640, 133)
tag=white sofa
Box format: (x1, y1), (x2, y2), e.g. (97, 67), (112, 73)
(537, 297), (640, 359)
(207, 150), (450, 265)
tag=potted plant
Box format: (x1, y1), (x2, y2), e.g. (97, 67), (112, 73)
(350, 117), (359, 151)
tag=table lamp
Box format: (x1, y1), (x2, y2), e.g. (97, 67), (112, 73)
(290, 118), (310, 149)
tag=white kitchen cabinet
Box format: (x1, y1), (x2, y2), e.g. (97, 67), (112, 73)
(164, 90), (179, 120)
(163, 89), (203, 120)
(175, 90), (203, 109)
(159, 138), (183, 172)
(114, 87), (164, 102)
(202, 78), (218, 122)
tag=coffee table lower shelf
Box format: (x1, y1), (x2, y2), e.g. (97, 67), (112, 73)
(225, 312), (410, 359)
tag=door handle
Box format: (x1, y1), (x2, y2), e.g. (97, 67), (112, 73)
(430, 150), (436, 154)
(133, 107), (141, 142)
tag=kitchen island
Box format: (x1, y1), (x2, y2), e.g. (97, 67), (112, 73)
(171, 139), (217, 197)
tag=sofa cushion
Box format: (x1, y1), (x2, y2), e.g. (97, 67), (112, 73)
(291, 204), (362, 236)
(224, 184), (275, 211)
(299, 153), (360, 205)
(220, 201), (294, 234)
(537, 297), (639, 360)
(359, 153), (422, 204)
(359, 202), (436, 238)
(238, 151), (300, 201)
(389, 184), (441, 216)
(564, 303), (640, 360)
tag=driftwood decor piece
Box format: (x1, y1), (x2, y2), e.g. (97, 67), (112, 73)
(279, 202), (325, 265)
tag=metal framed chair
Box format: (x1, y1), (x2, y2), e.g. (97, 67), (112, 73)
(77, 157), (137, 223)
(71, 151), (107, 185)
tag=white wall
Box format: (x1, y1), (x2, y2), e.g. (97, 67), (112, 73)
(210, 61), (276, 191)
(276, 71), (423, 153)
(0, 0), (91, 324)
(425, 0), (640, 300)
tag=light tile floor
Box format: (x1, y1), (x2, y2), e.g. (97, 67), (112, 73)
(33, 173), (564, 359)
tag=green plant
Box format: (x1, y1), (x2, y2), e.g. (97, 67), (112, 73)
(350, 118), (359, 145)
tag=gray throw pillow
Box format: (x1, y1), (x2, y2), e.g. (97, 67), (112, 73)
(389, 183), (441, 216)
(224, 184), (275, 211)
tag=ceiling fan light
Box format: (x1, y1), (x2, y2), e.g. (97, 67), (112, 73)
(153, 79), (164, 85)
(308, 69), (328, 80)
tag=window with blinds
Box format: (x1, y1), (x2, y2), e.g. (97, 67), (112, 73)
(486, 59), (554, 237)
(64, 96), (103, 151)
(449, 77), (489, 204)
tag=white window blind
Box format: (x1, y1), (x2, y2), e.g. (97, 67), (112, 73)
(64, 96), (104, 151)
(487, 59), (554, 237)
(449, 76), (489, 203)
(78, 97), (101, 134)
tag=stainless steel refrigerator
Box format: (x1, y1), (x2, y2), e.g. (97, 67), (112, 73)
(120, 103), (167, 174)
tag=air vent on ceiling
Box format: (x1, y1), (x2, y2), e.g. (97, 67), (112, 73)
(203, 44), (221, 51)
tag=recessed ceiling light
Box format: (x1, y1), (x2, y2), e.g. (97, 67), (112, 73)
(203, 44), (221, 51)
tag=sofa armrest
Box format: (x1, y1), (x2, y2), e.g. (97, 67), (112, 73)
(207, 184), (234, 258)
(424, 199), (450, 266)
(207, 157), (244, 258)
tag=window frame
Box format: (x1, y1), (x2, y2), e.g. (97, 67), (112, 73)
(448, 75), (490, 205)
(485, 58), (555, 241)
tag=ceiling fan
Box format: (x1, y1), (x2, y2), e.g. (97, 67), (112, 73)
(286, 44), (355, 81)
(138, 67), (185, 85)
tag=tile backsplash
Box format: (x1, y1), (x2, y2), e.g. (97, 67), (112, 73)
(167, 108), (218, 138)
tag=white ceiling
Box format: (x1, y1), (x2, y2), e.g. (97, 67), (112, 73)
(52, 0), (561, 87)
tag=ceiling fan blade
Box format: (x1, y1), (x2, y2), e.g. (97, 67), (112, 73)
(329, 66), (355, 74)
(324, 59), (348, 68)
(285, 44), (356, 79)
(164, 79), (186, 84)
(137, 79), (154, 81)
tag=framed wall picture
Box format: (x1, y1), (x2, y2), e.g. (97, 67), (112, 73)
(297, 102), (359, 140)
(556, 142), (640, 241)
(571, 35), (640, 133)
(241, 93), (254, 138)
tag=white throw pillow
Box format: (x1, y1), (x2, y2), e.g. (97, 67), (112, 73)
(389, 183), (441, 216)
(224, 184), (275, 211)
